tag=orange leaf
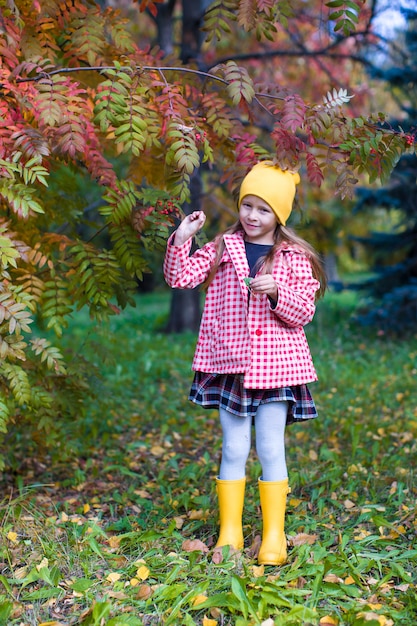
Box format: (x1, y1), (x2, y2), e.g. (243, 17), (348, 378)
(320, 616), (339, 625)
(136, 584), (153, 600)
(182, 538), (209, 553)
(289, 533), (318, 546)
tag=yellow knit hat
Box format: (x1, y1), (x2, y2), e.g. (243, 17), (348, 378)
(238, 161), (300, 225)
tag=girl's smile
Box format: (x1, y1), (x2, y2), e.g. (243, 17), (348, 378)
(239, 195), (278, 245)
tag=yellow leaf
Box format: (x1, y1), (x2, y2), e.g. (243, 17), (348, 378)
(60, 512), (69, 522)
(106, 572), (121, 583)
(252, 564), (265, 578)
(344, 575), (355, 585)
(136, 565), (150, 581)
(7, 531), (18, 543)
(289, 498), (302, 507)
(83, 503), (90, 514)
(202, 617), (217, 626)
(36, 557), (49, 571)
(38, 622), (66, 626)
(192, 594), (208, 606)
(320, 616), (339, 625)
(108, 536), (122, 549)
(130, 578), (140, 587)
(174, 515), (185, 529)
(309, 449), (318, 461)
(150, 445), (165, 456)
(188, 509), (206, 520)
(354, 529), (371, 540)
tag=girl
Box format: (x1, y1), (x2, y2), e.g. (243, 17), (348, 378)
(163, 161), (326, 565)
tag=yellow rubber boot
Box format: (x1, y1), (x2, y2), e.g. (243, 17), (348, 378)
(257, 478), (290, 566)
(215, 477), (246, 550)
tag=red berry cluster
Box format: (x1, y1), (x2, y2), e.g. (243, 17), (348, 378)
(405, 134), (415, 146)
(195, 131), (208, 143)
(155, 199), (178, 216)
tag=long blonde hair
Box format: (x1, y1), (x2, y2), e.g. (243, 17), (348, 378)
(203, 220), (327, 299)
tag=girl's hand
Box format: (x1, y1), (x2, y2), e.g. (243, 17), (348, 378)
(250, 274), (278, 300)
(173, 211), (206, 245)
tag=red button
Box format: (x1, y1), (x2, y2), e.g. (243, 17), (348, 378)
(255, 329), (262, 336)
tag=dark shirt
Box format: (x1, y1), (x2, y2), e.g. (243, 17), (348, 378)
(244, 241), (272, 276)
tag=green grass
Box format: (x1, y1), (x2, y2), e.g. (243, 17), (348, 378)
(0, 289), (416, 625)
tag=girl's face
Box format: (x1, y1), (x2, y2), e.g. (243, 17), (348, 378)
(239, 195), (278, 244)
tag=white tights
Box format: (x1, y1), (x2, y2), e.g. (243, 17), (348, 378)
(218, 402), (288, 481)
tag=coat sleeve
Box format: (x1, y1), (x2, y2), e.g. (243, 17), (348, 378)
(163, 232), (217, 289)
(272, 249), (320, 327)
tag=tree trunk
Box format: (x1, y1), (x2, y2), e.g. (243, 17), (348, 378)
(158, 0), (210, 332)
(154, 0), (176, 55)
(323, 252), (343, 291)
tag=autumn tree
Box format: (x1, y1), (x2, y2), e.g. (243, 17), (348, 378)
(0, 0), (414, 468)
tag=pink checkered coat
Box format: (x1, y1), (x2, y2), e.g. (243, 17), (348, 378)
(164, 230), (320, 389)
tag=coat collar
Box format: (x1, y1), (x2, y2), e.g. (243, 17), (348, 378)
(223, 232), (251, 295)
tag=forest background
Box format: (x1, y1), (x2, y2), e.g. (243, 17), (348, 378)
(0, 1), (416, 624)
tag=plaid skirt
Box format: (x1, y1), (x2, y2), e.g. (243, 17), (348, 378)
(189, 372), (318, 424)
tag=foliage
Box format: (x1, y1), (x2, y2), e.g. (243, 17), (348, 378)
(0, 291), (416, 624)
(0, 0), (415, 464)
(352, 9), (417, 332)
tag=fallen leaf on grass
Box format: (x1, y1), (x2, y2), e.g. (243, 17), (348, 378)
(319, 616), (338, 625)
(136, 565), (150, 580)
(211, 544), (242, 563)
(323, 574), (343, 584)
(107, 535), (122, 549)
(247, 534), (262, 559)
(150, 445), (165, 456)
(174, 515), (186, 528)
(211, 548), (223, 564)
(188, 509), (208, 520)
(7, 531), (18, 543)
(106, 572), (121, 583)
(14, 567), (28, 580)
(192, 594), (208, 606)
(134, 489), (152, 499)
(288, 533), (318, 546)
(182, 538), (209, 553)
(203, 616), (218, 626)
(252, 565), (265, 577)
(136, 584), (153, 600)
(36, 557), (49, 571)
(356, 612), (393, 625)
